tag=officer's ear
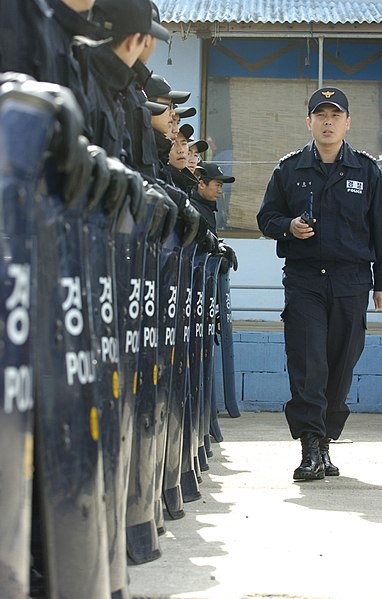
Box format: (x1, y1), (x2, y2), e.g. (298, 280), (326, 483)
(123, 32), (145, 53)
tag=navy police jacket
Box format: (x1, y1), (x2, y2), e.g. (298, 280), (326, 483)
(191, 191), (218, 236)
(87, 45), (135, 159)
(257, 140), (382, 293)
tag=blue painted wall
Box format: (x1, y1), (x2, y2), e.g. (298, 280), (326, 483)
(214, 331), (382, 414)
(208, 39), (382, 80)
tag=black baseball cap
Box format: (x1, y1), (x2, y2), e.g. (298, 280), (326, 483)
(199, 161), (235, 183)
(150, 2), (170, 42)
(174, 105), (197, 118)
(188, 137), (209, 154)
(145, 74), (191, 104)
(179, 123), (194, 140)
(308, 87), (349, 114)
(93, 0), (169, 42)
(145, 100), (169, 115)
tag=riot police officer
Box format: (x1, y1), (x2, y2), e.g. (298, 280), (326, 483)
(0, 0), (98, 139)
(88, 0), (169, 158)
(257, 87), (382, 481)
(191, 162), (235, 236)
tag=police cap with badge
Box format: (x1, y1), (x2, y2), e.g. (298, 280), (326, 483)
(308, 87), (349, 115)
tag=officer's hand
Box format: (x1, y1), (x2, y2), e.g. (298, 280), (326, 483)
(123, 167), (147, 224)
(218, 242), (238, 271)
(145, 185), (178, 242)
(289, 216), (316, 239)
(104, 157), (131, 214)
(197, 228), (218, 253)
(48, 85), (86, 174)
(155, 183), (199, 246)
(179, 200), (200, 247)
(43, 84), (91, 205)
(373, 291), (382, 311)
(159, 190), (178, 243)
(62, 134), (93, 205)
(159, 183), (187, 212)
(87, 145), (111, 209)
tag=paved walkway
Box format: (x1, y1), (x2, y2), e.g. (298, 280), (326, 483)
(129, 412), (382, 599)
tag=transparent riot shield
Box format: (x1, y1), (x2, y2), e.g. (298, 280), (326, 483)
(0, 83), (56, 599)
(162, 241), (196, 518)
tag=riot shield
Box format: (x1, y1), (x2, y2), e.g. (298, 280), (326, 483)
(33, 150), (110, 597)
(114, 188), (143, 569)
(210, 374), (223, 444)
(217, 270), (240, 418)
(154, 221), (182, 533)
(162, 241), (196, 518)
(0, 83), (55, 599)
(181, 249), (208, 500)
(125, 195), (169, 565)
(200, 254), (222, 464)
(83, 188), (130, 598)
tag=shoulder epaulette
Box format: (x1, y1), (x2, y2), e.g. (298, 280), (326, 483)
(279, 148), (303, 164)
(354, 149), (377, 163)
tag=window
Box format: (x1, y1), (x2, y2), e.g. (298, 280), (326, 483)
(205, 38), (382, 234)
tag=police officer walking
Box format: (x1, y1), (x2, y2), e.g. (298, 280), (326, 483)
(257, 87), (382, 481)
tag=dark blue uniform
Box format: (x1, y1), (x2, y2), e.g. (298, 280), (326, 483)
(257, 139), (382, 440)
(191, 190), (218, 235)
(0, 0), (97, 140)
(87, 43), (134, 158)
(123, 60), (159, 178)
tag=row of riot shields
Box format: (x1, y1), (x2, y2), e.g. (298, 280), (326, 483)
(0, 80), (240, 599)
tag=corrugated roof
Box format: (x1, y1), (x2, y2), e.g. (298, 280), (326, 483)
(155, 0), (382, 25)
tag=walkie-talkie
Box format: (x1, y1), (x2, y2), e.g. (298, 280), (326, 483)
(301, 191), (314, 226)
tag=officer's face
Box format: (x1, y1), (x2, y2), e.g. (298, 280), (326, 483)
(198, 179), (223, 202)
(307, 104), (350, 148)
(169, 114), (180, 141)
(187, 146), (200, 173)
(169, 135), (188, 169)
(151, 105), (173, 136)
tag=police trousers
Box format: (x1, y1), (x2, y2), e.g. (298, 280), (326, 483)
(282, 278), (369, 440)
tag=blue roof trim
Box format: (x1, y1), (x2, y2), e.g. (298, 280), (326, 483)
(154, 0), (382, 25)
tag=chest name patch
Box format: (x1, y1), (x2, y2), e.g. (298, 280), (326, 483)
(346, 180), (363, 194)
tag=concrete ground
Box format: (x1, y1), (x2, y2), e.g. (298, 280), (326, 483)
(128, 412), (382, 599)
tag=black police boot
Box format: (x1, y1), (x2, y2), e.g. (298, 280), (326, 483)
(293, 432), (325, 481)
(319, 437), (340, 476)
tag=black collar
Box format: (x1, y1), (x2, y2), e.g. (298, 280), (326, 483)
(50, 0), (98, 37)
(90, 45), (135, 96)
(296, 139), (362, 170)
